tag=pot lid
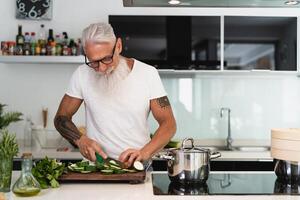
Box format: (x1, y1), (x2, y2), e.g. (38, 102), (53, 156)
(171, 138), (210, 153)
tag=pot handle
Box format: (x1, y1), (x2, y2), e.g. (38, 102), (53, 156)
(181, 138), (195, 149)
(210, 151), (221, 159)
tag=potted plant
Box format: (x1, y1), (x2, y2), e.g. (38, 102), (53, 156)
(0, 103), (22, 192)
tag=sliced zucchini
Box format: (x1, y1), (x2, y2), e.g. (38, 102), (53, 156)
(101, 169), (113, 175)
(68, 165), (74, 171)
(70, 163), (77, 168)
(109, 165), (122, 170)
(123, 168), (137, 173)
(109, 160), (119, 166)
(133, 161), (144, 171)
(73, 167), (84, 172)
(80, 170), (92, 174)
(113, 169), (126, 174)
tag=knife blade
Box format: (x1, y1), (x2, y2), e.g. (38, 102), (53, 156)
(95, 152), (125, 168)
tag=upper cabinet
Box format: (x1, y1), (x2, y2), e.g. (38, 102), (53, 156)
(109, 15), (220, 70)
(224, 16), (297, 71)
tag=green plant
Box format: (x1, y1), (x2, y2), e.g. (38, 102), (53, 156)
(0, 129), (19, 159)
(32, 157), (65, 189)
(0, 103), (22, 130)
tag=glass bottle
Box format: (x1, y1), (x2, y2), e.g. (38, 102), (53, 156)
(23, 117), (33, 151)
(16, 25), (24, 46)
(12, 153), (41, 197)
(37, 24), (46, 45)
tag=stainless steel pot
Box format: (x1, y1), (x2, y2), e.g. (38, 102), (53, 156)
(161, 138), (221, 183)
(274, 159), (300, 184)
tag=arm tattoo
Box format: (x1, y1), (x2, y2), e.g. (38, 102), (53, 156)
(54, 115), (81, 146)
(156, 96), (170, 109)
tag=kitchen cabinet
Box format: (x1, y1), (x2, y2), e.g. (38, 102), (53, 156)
(224, 16), (297, 71)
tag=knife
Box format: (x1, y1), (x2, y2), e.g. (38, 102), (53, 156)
(95, 152), (126, 168)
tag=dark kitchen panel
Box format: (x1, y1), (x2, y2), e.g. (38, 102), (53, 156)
(224, 16), (297, 71)
(109, 15), (221, 70)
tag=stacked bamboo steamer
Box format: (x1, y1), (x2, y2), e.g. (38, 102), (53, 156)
(271, 128), (300, 162)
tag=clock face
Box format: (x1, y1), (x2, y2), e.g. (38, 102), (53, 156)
(16, 0), (52, 20)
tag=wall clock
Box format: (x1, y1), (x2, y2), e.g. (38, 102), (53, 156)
(16, 0), (53, 20)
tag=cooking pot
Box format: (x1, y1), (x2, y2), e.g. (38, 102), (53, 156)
(161, 138), (221, 183)
(274, 178), (300, 194)
(274, 159), (300, 184)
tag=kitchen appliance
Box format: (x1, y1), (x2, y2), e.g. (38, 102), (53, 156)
(271, 128), (300, 183)
(152, 172), (300, 195)
(160, 138), (221, 183)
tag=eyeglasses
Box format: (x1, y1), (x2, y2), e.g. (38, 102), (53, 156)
(84, 41), (117, 69)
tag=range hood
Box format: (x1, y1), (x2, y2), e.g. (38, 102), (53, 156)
(123, 0), (300, 7)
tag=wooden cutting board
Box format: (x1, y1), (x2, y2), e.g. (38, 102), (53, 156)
(59, 171), (146, 184)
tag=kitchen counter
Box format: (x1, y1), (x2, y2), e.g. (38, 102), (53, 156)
(3, 171), (300, 200)
(17, 146), (273, 161)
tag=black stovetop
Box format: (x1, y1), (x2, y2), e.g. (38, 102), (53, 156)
(152, 172), (300, 195)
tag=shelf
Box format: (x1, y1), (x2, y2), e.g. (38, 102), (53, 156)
(0, 56), (298, 77)
(0, 55), (84, 64)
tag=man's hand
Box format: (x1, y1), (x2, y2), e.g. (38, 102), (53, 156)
(75, 135), (107, 161)
(119, 149), (150, 168)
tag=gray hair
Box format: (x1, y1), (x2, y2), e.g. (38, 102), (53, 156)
(82, 22), (116, 49)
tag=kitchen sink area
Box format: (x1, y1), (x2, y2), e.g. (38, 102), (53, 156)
(205, 146), (271, 152)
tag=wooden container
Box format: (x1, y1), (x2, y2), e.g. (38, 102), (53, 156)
(271, 128), (300, 162)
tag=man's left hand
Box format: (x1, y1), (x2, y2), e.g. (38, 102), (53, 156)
(119, 149), (149, 168)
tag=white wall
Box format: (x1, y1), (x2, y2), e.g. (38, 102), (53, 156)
(0, 0), (300, 139)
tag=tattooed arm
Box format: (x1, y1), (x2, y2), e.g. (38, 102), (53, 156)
(119, 96), (176, 166)
(54, 94), (106, 161)
(54, 95), (83, 146)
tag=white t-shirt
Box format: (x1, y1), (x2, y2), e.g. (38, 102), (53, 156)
(66, 59), (167, 159)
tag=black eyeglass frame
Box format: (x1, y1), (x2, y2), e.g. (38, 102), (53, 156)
(84, 40), (117, 69)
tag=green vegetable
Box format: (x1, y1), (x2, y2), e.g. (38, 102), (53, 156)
(85, 165), (97, 172)
(100, 169), (113, 175)
(68, 159), (144, 175)
(32, 157), (65, 189)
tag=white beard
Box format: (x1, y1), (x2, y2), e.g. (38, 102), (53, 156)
(96, 57), (131, 94)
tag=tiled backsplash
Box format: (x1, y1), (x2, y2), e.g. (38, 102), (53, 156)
(149, 73), (300, 140)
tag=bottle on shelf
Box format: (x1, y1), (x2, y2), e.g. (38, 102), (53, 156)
(47, 29), (54, 43)
(55, 34), (62, 55)
(37, 24), (46, 46)
(62, 32), (70, 56)
(12, 153), (41, 197)
(76, 38), (83, 55)
(16, 25), (25, 46)
(69, 39), (77, 56)
(30, 32), (36, 55)
(15, 25), (25, 55)
(23, 32), (31, 55)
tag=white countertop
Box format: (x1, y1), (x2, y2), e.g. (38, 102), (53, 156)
(3, 171), (300, 200)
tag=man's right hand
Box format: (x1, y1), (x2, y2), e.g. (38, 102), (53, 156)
(75, 135), (107, 161)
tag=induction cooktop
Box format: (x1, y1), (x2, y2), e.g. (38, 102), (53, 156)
(152, 172), (300, 195)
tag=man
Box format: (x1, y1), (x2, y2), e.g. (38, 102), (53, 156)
(54, 22), (176, 167)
